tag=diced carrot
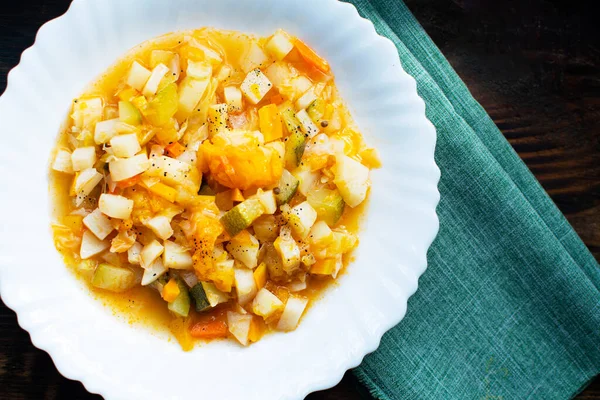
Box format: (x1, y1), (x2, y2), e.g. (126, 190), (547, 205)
(294, 38), (330, 73)
(254, 263), (268, 289)
(359, 148), (382, 169)
(258, 104), (283, 142)
(310, 258), (337, 275)
(61, 215), (84, 234)
(162, 278), (181, 302)
(165, 141), (186, 158)
(147, 182), (177, 203)
(231, 188), (245, 202)
(189, 320), (228, 339)
(116, 174), (142, 189)
(248, 317), (266, 343)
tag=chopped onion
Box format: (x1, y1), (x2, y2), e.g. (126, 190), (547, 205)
(227, 311), (252, 346)
(162, 240), (193, 269)
(144, 216), (173, 240)
(140, 240), (164, 269)
(74, 168), (103, 207)
(71, 147), (97, 171)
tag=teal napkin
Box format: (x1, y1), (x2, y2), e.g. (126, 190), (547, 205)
(345, 1), (600, 398)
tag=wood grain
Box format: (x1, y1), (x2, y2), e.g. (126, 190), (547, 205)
(1, 0), (599, 398)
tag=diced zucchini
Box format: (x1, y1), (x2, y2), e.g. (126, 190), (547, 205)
(190, 283), (211, 312)
(83, 208), (114, 240)
(163, 240), (193, 269)
(251, 288), (284, 318)
(240, 69), (273, 104)
(296, 109), (319, 138)
(168, 278), (191, 317)
(284, 201), (318, 239)
(333, 155), (370, 208)
(224, 86), (243, 113)
(234, 268), (258, 305)
(284, 131), (307, 169)
(307, 187), (345, 227)
(252, 215), (279, 242)
(226, 230), (260, 269)
(280, 105), (302, 136)
(220, 198), (264, 237)
(80, 230), (110, 259)
(126, 61), (152, 91)
(275, 169), (299, 205)
(276, 295), (308, 332)
(99, 193), (134, 219)
(207, 103), (228, 137)
(146, 83), (179, 127)
(306, 98), (325, 124)
(92, 263), (136, 293)
(71, 147), (96, 171)
(109, 153), (150, 182)
(110, 133), (141, 158)
(201, 282), (230, 307)
(118, 101), (142, 125)
(265, 30), (294, 61)
(253, 189), (277, 214)
(178, 75), (211, 116)
(52, 149), (74, 174)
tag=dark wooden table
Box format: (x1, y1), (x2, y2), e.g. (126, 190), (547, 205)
(1, 0), (599, 398)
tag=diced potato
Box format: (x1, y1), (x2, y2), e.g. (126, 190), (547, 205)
(276, 295), (308, 331)
(178, 76), (211, 116)
(333, 155), (370, 208)
(264, 62), (295, 88)
(240, 69), (273, 105)
(109, 153), (150, 182)
(289, 279), (308, 292)
(265, 30), (294, 61)
(309, 221), (333, 248)
(285, 201), (317, 239)
(240, 42), (270, 73)
(201, 282), (229, 307)
(126, 61), (152, 91)
(207, 103), (228, 137)
(226, 230), (259, 269)
(92, 263), (136, 292)
(296, 109), (319, 138)
(144, 155), (198, 188)
(71, 147), (96, 171)
(292, 167), (319, 197)
(306, 187), (345, 227)
(187, 60), (212, 79)
(252, 215), (279, 242)
(295, 87), (318, 111)
(227, 311), (253, 346)
(80, 230), (110, 259)
(274, 230), (301, 273)
(224, 86), (243, 112)
(83, 208), (114, 240)
(74, 168), (103, 207)
(285, 76), (312, 101)
(144, 215), (173, 240)
(94, 118), (120, 144)
(141, 257), (168, 286)
(110, 133), (141, 158)
(216, 65), (232, 82)
(253, 189), (277, 214)
(52, 149), (74, 174)
(128, 241), (142, 264)
(252, 288), (284, 318)
(99, 193), (134, 219)
(234, 268), (258, 305)
(71, 97), (103, 131)
(140, 239), (164, 269)
(163, 240), (193, 269)
(142, 63), (170, 97)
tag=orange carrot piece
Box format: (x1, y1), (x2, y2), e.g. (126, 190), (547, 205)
(231, 188), (245, 202)
(189, 320), (228, 339)
(116, 174), (142, 189)
(294, 38), (330, 73)
(165, 142), (186, 158)
(162, 278), (181, 303)
(270, 94), (285, 105)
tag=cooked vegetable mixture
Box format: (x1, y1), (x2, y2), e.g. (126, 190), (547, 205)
(50, 28), (380, 348)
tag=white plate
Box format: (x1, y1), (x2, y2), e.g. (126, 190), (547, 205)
(0, 0), (440, 398)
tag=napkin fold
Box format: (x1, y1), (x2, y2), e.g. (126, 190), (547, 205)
(346, 1), (600, 398)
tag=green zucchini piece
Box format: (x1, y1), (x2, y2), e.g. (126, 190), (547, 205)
(190, 283), (211, 312)
(284, 131), (307, 169)
(92, 263), (136, 293)
(220, 198), (264, 237)
(118, 101), (143, 125)
(168, 278), (191, 317)
(306, 98), (325, 124)
(280, 106), (302, 136)
(307, 187), (345, 227)
(147, 83), (179, 126)
(275, 169), (299, 205)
